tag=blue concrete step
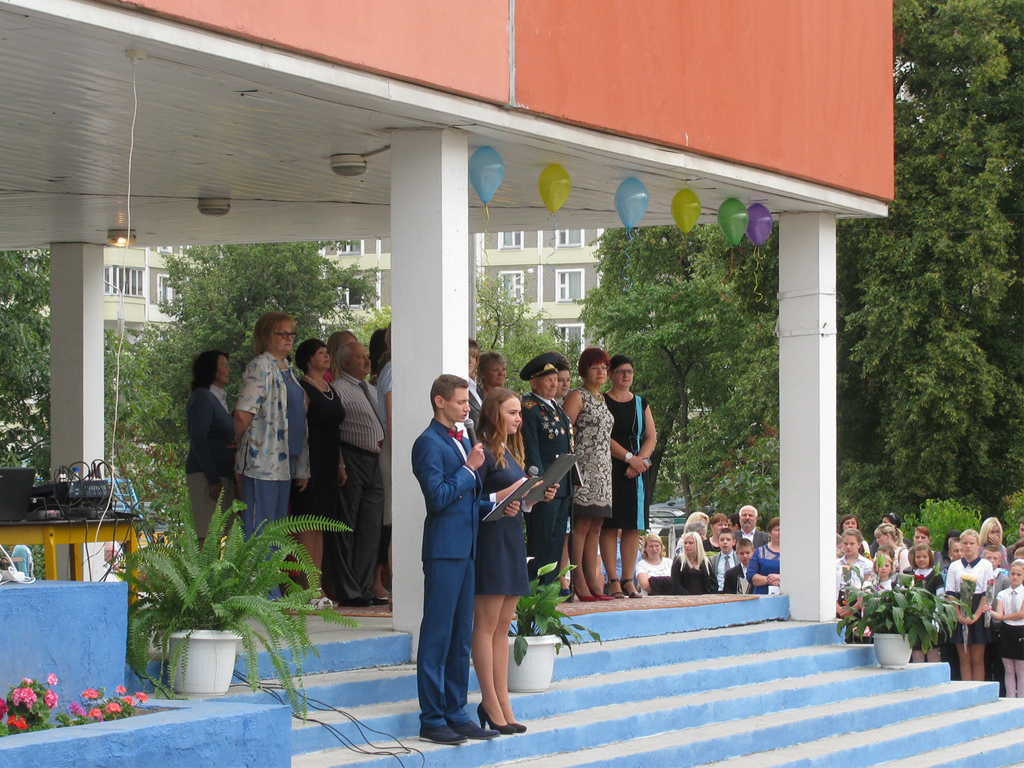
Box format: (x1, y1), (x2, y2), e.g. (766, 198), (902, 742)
(275, 606), (1024, 768)
(872, 725), (1024, 768)
(285, 615), (992, 768)
(491, 684), (1018, 768)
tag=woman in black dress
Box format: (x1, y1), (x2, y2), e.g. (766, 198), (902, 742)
(290, 338), (346, 609)
(473, 388), (556, 735)
(602, 354), (657, 598)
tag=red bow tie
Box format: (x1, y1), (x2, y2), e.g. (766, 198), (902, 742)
(449, 428), (464, 441)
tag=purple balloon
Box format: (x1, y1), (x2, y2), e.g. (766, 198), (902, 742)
(745, 203), (773, 246)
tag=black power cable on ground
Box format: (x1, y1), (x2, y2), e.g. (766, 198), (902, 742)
(231, 671), (425, 768)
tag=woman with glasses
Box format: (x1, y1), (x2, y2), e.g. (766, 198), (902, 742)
(233, 311), (310, 542)
(602, 354), (656, 598)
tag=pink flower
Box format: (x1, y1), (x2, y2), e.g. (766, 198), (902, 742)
(135, 692), (148, 703)
(87, 708), (103, 721)
(11, 687), (37, 707)
(0, 699), (7, 718)
(82, 688), (100, 700)
(104, 701), (121, 715)
(115, 685), (127, 695)
(122, 696), (135, 707)
(44, 690), (58, 708)
(68, 701), (85, 717)
(46, 673), (58, 686)
(21, 678), (32, 685)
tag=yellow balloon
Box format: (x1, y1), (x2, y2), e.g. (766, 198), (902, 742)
(538, 164), (571, 213)
(671, 189), (701, 233)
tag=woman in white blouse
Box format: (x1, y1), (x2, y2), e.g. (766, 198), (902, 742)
(635, 534), (671, 595)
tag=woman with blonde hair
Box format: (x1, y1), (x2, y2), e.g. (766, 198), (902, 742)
(325, 329), (357, 383)
(634, 533), (671, 595)
(980, 517), (1009, 569)
(233, 311), (310, 542)
(472, 388), (557, 734)
(946, 528), (994, 680)
(667, 531), (715, 595)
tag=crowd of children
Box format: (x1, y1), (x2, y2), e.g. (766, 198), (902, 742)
(836, 513), (1024, 698)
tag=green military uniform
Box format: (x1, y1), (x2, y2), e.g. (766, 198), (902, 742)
(520, 386), (573, 584)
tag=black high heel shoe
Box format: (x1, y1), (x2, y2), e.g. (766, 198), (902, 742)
(508, 721), (528, 733)
(477, 703), (518, 735)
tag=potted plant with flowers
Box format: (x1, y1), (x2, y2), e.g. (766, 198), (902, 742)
(122, 499), (355, 714)
(507, 562), (600, 692)
(836, 564), (965, 668)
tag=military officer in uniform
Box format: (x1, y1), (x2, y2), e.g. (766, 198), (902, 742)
(519, 353), (573, 585)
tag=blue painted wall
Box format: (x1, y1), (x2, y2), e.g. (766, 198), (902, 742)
(0, 581), (127, 701)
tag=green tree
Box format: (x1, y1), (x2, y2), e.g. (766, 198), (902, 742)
(475, 273), (574, 391)
(580, 226), (779, 507)
(0, 250), (50, 471)
(141, 242), (375, 445)
(837, 0), (1023, 521)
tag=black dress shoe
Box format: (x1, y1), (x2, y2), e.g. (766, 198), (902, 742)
(369, 596), (389, 606)
(338, 596), (372, 607)
(450, 721), (499, 740)
(419, 725), (467, 745)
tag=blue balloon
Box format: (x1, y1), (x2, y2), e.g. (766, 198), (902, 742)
(469, 146), (504, 204)
(615, 177), (648, 229)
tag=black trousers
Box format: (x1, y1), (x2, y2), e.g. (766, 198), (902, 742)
(331, 447), (384, 601)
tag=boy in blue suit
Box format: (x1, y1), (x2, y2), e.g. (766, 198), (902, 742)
(411, 374), (500, 745)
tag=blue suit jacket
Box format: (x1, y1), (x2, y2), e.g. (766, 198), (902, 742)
(412, 419), (485, 561)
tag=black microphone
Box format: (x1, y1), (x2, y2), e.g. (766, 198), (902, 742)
(464, 417), (477, 446)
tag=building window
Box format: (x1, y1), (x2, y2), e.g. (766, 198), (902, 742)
(336, 240), (363, 256)
(556, 229), (584, 248)
(498, 231), (524, 250)
(157, 274), (174, 304)
(499, 271), (525, 301)
(104, 266), (144, 297)
(556, 324), (585, 353)
(340, 286), (363, 308)
(555, 269), (584, 302)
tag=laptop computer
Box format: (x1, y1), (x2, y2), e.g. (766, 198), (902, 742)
(0, 468), (36, 522)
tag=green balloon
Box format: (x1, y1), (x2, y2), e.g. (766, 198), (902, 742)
(717, 198), (749, 246)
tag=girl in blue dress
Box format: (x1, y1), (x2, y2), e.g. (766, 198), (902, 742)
(472, 388), (557, 735)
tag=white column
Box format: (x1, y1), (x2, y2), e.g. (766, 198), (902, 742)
(49, 243), (106, 471)
(778, 214), (837, 622)
(389, 128), (469, 647)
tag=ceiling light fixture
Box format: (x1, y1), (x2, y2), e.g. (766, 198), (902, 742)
(329, 154), (368, 177)
(197, 198), (231, 216)
(106, 229), (136, 247)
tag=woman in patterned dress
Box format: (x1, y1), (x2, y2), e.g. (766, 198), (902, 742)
(562, 347), (615, 601)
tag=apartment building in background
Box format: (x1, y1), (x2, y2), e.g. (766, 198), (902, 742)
(103, 229), (603, 347)
(328, 228), (604, 351)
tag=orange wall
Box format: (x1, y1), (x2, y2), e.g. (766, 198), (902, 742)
(111, 0), (512, 101)
(107, 0), (892, 200)
(513, 0), (893, 201)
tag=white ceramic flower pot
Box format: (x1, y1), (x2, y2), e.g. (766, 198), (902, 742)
(169, 630), (240, 697)
(507, 635), (559, 693)
(872, 632), (912, 668)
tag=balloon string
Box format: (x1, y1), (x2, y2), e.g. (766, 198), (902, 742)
(671, 235), (687, 299)
(729, 247), (734, 281)
(482, 204), (491, 266)
(545, 212), (560, 266)
(752, 245), (764, 302)
(622, 227), (635, 291)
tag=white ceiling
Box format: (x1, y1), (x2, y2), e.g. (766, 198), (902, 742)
(0, 0), (887, 250)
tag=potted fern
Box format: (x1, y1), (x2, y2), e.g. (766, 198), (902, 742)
(507, 562), (600, 692)
(122, 499), (355, 714)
